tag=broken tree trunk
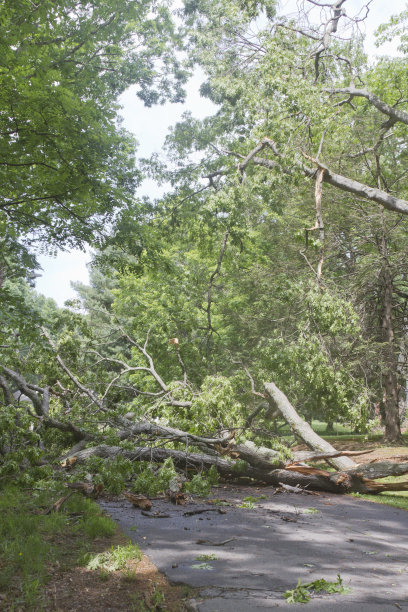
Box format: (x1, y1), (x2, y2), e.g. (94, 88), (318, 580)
(264, 382), (356, 470)
(68, 444), (408, 495)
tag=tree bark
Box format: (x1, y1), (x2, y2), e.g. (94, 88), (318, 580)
(69, 444), (408, 495)
(264, 382), (356, 470)
(235, 138), (408, 215)
(325, 87), (408, 126)
(378, 226), (402, 443)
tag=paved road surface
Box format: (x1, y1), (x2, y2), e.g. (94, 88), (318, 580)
(100, 485), (408, 610)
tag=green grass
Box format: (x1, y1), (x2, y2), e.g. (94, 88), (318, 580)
(279, 419), (408, 442)
(352, 474), (408, 511)
(353, 491), (408, 511)
(0, 484), (119, 609)
(81, 515), (117, 538)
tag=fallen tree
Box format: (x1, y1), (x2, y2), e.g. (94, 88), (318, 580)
(1, 326), (408, 496)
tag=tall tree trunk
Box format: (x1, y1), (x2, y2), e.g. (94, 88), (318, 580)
(379, 226), (401, 443)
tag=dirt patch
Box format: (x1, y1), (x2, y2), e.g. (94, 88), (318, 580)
(41, 532), (191, 612)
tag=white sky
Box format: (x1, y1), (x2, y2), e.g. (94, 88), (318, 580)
(35, 0), (407, 306)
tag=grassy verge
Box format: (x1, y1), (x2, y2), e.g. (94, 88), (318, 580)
(352, 474), (408, 512)
(0, 485), (186, 611)
(0, 485), (117, 609)
(353, 491), (408, 510)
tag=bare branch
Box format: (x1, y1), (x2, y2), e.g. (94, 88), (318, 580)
(0, 364), (92, 441)
(326, 87), (408, 126)
(225, 138), (408, 214)
(41, 327), (106, 412)
(1, 365), (44, 415)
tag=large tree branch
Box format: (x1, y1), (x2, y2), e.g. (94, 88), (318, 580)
(69, 444), (408, 494)
(0, 365), (92, 441)
(264, 382), (356, 470)
(326, 87), (408, 126)
(0, 375), (14, 406)
(232, 138), (408, 214)
(1, 366), (45, 415)
(303, 161), (408, 214)
(118, 419), (233, 448)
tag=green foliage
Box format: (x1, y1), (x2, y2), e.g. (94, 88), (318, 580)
(195, 553), (218, 561)
(284, 574), (351, 604)
(0, 0), (187, 305)
(191, 562), (214, 570)
(82, 542), (141, 572)
(258, 284), (371, 428)
(85, 456), (136, 495)
(238, 495), (266, 509)
(2, 0), (408, 493)
(132, 458), (178, 497)
(190, 375), (244, 431)
(0, 406), (43, 483)
(184, 473), (212, 496)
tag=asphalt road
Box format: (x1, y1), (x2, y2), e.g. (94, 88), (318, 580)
(100, 485), (408, 610)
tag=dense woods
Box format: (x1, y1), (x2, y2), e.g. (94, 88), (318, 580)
(1, 0), (408, 499)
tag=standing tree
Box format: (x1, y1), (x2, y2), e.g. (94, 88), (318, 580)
(0, 0), (186, 268)
(151, 0), (408, 441)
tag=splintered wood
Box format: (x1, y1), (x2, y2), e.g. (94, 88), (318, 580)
(123, 492), (153, 511)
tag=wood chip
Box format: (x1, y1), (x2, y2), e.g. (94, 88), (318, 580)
(123, 491), (152, 511)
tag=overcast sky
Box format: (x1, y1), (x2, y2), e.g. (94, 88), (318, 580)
(35, 0), (407, 306)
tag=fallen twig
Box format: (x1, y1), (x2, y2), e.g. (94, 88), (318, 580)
(277, 483), (318, 495)
(196, 537), (236, 546)
(42, 491), (75, 514)
(183, 508), (227, 516)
